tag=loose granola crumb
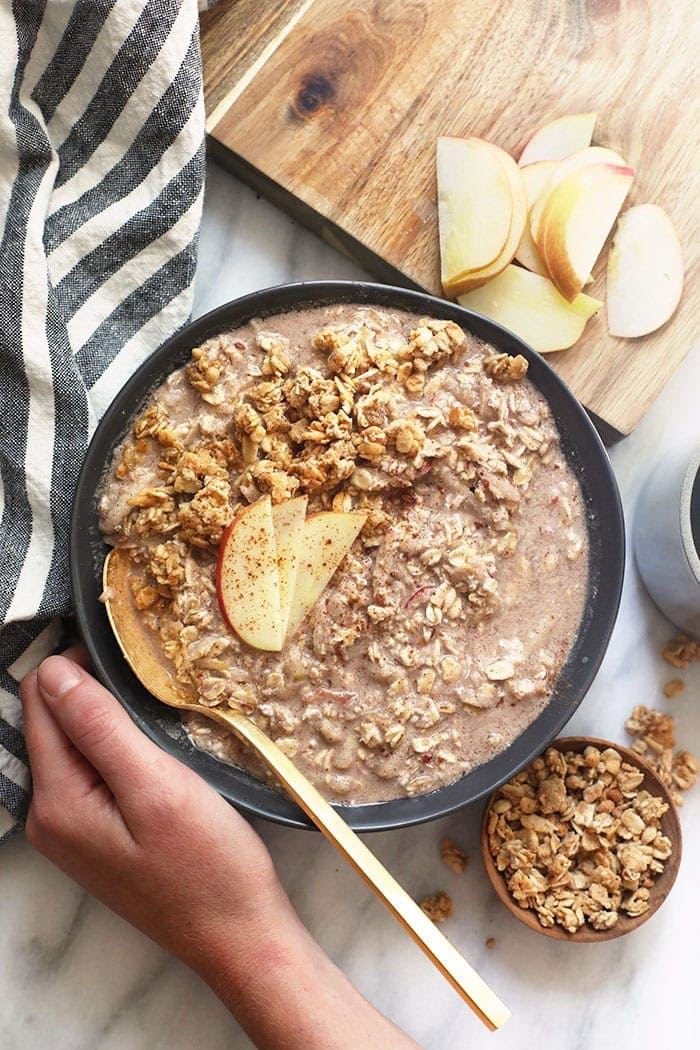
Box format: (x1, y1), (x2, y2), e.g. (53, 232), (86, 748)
(624, 705), (697, 806)
(448, 405), (477, 431)
(662, 634), (700, 670)
(420, 891), (453, 923)
(440, 838), (468, 874)
(663, 679), (685, 698)
(485, 937), (496, 949)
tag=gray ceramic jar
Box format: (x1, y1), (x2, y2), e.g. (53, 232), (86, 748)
(635, 446), (700, 638)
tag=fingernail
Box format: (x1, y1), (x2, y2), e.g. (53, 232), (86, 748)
(37, 656), (82, 702)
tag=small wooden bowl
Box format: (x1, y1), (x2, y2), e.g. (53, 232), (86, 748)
(480, 737), (683, 941)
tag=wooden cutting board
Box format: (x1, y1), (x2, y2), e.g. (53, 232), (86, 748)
(201, 0), (698, 439)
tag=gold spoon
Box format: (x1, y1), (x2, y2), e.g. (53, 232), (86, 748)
(103, 548), (509, 1031)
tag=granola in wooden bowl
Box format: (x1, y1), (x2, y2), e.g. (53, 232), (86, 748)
(481, 738), (683, 940)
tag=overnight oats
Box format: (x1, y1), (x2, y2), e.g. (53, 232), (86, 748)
(98, 305), (589, 804)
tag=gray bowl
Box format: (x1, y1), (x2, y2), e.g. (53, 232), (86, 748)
(70, 281), (624, 831)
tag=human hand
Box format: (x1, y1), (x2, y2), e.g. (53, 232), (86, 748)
(20, 650), (420, 1049)
(20, 649), (282, 976)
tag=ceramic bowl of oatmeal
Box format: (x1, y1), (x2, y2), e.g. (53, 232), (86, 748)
(71, 281), (624, 831)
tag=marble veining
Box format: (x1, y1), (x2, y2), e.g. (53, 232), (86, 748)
(0, 160), (698, 1050)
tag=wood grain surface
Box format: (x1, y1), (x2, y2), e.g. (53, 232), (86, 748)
(201, 0), (699, 436)
(201, 0), (314, 127)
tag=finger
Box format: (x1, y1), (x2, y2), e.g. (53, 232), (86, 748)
(36, 655), (167, 806)
(59, 643), (92, 670)
(20, 669), (102, 799)
(22, 669), (137, 857)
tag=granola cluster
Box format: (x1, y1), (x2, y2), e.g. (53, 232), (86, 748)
(419, 891), (454, 923)
(662, 634), (700, 670)
(440, 837), (468, 874)
(111, 317), (471, 574)
(486, 745), (673, 934)
(418, 838), (468, 924)
(625, 706), (698, 806)
(119, 401), (238, 551)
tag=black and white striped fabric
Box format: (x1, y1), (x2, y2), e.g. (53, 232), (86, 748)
(0, 0), (208, 842)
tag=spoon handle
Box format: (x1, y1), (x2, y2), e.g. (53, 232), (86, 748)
(201, 704), (510, 1031)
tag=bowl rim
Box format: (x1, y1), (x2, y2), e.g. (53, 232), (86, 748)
(479, 736), (683, 941)
(680, 448), (700, 584)
(70, 279), (625, 832)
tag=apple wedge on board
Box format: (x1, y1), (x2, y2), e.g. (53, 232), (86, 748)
(514, 161), (557, 275)
(457, 265), (602, 353)
(607, 204), (684, 337)
(528, 146), (628, 248)
(518, 112), (597, 166)
(536, 162), (635, 301)
(437, 136), (514, 296)
(217, 495), (285, 652)
(449, 143), (528, 294)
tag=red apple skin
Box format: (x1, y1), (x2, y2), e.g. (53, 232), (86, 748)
(216, 514), (239, 638)
(215, 496), (283, 650)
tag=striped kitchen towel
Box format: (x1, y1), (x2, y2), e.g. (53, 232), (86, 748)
(0, 0), (208, 842)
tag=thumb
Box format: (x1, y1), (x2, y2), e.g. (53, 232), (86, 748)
(37, 655), (165, 806)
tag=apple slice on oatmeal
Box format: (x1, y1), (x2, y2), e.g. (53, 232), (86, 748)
(271, 494), (308, 636)
(216, 494), (367, 651)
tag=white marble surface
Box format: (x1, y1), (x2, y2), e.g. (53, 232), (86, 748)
(1, 160), (699, 1050)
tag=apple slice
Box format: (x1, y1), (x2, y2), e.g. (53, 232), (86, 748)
(518, 113), (597, 166)
(514, 161), (557, 274)
(217, 495), (284, 652)
(457, 264), (602, 353)
(285, 511), (367, 639)
(607, 204), (684, 337)
(446, 143), (528, 295)
(271, 495), (308, 635)
(438, 137), (514, 295)
(537, 163), (635, 301)
(528, 146), (628, 246)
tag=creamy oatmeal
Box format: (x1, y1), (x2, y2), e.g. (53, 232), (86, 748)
(99, 305), (589, 804)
